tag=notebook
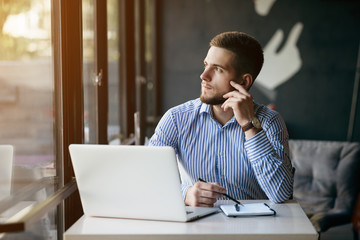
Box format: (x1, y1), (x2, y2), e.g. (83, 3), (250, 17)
(0, 145), (13, 201)
(220, 203), (276, 217)
(69, 144), (218, 222)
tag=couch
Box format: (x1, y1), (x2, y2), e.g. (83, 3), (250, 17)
(289, 139), (360, 238)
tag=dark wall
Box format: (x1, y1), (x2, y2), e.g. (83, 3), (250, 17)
(160, 0), (360, 141)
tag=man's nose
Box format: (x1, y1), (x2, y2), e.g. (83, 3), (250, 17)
(200, 68), (211, 82)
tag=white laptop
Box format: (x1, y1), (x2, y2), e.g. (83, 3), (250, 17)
(0, 145), (13, 201)
(69, 144), (218, 222)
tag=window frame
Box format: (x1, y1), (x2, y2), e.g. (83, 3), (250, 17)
(0, 0), (160, 238)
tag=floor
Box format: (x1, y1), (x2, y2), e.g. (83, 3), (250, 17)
(321, 223), (356, 240)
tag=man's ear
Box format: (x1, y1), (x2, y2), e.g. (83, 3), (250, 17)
(240, 73), (253, 90)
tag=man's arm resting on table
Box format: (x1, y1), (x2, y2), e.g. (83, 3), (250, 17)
(245, 126), (294, 203)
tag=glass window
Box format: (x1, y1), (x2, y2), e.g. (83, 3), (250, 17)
(82, 0), (97, 144)
(107, 0), (121, 144)
(0, 0), (57, 238)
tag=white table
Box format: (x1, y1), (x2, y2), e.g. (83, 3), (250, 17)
(64, 200), (318, 240)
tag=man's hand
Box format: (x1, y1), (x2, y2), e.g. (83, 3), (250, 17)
(185, 181), (226, 207)
(222, 81), (254, 127)
(222, 81), (261, 139)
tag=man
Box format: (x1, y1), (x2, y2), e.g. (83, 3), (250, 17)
(149, 31), (293, 207)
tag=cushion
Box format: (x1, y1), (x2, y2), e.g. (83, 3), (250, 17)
(289, 140), (360, 231)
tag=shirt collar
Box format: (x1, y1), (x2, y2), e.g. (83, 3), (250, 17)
(199, 102), (237, 125)
(200, 102), (211, 115)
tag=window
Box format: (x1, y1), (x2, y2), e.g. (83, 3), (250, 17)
(83, 0), (98, 144)
(107, 0), (122, 144)
(0, 0), (57, 238)
(0, 0), (160, 238)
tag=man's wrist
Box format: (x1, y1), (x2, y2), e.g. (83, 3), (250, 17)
(244, 130), (273, 161)
(181, 184), (192, 201)
(244, 127), (262, 140)
(241, 117), (262, 132)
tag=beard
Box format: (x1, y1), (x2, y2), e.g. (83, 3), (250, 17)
(200, 84), (237, 105)
(200, 91), (227, 105)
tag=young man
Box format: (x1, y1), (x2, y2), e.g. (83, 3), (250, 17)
(149, 31), (293, 207)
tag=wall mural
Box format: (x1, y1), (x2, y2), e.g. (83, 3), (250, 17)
(253, 0), (303, 102)
(161, 0), (360, 141)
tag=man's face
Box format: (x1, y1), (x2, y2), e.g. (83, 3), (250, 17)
(200, 46), (240, 105)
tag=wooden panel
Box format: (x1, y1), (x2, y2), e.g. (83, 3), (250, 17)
(57, 0), (84, 230)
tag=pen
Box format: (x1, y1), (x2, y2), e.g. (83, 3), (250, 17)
(198, 178), (244, 206)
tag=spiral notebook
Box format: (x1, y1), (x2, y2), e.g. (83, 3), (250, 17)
(220, 203), (276, 217)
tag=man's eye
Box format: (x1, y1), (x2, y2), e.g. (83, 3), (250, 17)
(216, 67), (223, 72)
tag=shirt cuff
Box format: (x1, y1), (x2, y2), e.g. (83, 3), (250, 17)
(244, 130), (274, 161)
(181, 184), (191, 200)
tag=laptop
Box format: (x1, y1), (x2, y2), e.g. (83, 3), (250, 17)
(69, 144), (218, 222)
(0, 145), (13, 201)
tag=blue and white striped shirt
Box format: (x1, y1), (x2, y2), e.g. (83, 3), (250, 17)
(149, 98), (293, 203)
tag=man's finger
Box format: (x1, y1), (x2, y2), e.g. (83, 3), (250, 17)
(221, 98), (239, 110)
(223, 90), (243, 99)
(199, 189), (223, 198)
(198, 196), (218, 206)
(200, 182), (226, 194)
(230, 81), (251, 95)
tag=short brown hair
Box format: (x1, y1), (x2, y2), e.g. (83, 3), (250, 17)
(210, 31), (264, 80)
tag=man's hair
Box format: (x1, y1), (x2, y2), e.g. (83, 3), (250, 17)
(210, 31), (264, 80)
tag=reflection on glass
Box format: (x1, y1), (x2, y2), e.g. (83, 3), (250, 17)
(0, 146), (13, 201)
(107, 0), (121, 144)
(83, 0), (97, 144)
(145, 0), (156, 138)
(0, 0), (56, 238)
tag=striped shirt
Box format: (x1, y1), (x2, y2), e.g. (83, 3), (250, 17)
(149, 98), (293, 203)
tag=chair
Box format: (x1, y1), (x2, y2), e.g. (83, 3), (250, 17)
(289, 140), (360, 239)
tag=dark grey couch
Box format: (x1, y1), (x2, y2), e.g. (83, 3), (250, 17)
(289, 140), (360, 237)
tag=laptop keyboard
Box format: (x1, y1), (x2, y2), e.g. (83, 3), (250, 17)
(186, 211), (193, 215)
